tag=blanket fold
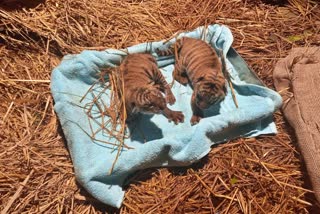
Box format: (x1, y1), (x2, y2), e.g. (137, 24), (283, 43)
(51, 24), (282, 208)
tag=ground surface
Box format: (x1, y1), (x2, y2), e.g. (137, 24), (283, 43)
(1, 0), (320, 213)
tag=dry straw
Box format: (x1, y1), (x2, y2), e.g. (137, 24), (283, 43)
(1, 0), (320, 213)
(79, 67), (132, 175)
(218, 48), (239, 108)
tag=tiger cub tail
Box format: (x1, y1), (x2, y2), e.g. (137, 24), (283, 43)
(156, 37), (185, 57)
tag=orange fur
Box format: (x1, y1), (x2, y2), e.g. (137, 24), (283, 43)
(119, 53), (184, 124)
(157, 37), (227, 125)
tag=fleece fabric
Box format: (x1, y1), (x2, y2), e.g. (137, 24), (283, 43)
(50, 24), (282, 208)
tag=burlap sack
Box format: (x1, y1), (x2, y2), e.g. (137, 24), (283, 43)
(273, 47), (320, 203)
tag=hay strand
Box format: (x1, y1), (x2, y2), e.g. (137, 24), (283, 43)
(219, 48), (239, 108)
(79, 66), (130, 175)
(1, 169), (34, 214)
(1, 0), (320, 213)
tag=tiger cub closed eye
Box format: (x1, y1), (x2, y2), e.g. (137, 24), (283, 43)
(119, 53), (184, 124)
(156, 37), (227, 125)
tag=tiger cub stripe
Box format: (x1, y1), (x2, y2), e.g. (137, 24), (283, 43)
(156, 37), (227, 125)
(119, 53), (184, 124)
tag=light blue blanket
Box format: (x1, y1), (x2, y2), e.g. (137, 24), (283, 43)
(50, 24), (282, 208)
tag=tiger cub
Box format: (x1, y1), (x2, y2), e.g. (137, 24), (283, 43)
(156, 37), (227, 125)
(119, 53), (184, 124)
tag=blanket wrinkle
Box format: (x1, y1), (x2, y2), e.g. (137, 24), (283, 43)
(51, 24), (282, 208)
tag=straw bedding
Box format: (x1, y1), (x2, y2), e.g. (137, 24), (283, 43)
(1, 0), (320, 213)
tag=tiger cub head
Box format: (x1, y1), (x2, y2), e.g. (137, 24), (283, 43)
(132, 87), (167, 115)
(194, 74), (227, 109)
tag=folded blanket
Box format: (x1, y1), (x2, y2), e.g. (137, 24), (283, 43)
(50, 24), (282, 208)
(273, 47), (320, 203)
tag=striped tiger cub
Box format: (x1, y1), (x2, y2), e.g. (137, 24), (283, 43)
(119, 53), (184, 124)
(156, 37), (227, 125)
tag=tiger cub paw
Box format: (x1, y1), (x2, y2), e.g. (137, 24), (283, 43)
(190, 115), (202, 126)
(168, 111), (184, 125)
(166, 94), (176, 105)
